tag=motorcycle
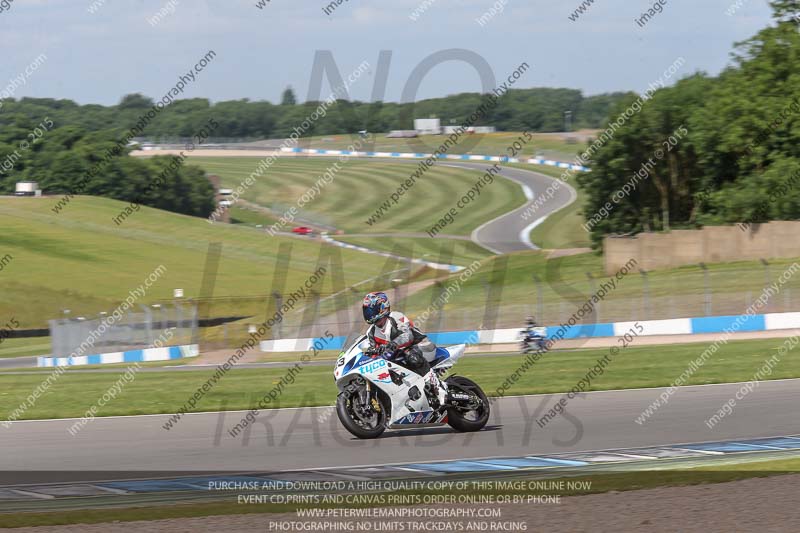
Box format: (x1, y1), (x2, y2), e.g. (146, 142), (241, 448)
(520, 325), (548, 354)
(334, 331), (490, 439)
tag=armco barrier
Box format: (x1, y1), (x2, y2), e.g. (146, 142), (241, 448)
(35, 310), (797, 362)
(280, 147), (591, 172)
(259, 311), (800, 352)
(37, 344), (199, 367)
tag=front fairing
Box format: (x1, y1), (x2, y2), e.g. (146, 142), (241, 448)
(333, 333), (370, 383)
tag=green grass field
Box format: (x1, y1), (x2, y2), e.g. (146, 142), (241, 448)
(228, 205), (280, 227)
(295, 131), (592, 162)
(334, 236), (493, 266)
(2, 337), (797, 420)
(0, 196), (399, 330)
(328, 164), (591, 256)
(0, 337), (50, 358)
(189, 156), (589, 261)
(189, 157), (527, 236)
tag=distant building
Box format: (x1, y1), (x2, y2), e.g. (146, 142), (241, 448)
(414, 118), (442, 135)
(15, 181), (40, 197)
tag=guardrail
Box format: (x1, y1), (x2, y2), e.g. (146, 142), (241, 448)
(280, 147), (591, 172)
(34, 311), (795, 362)
(37, 344), (199, 367)
(259, 310), (800, 352)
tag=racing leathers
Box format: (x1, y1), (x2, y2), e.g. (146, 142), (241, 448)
(366, 311), (443, 408)
(367, 312), (436, 371)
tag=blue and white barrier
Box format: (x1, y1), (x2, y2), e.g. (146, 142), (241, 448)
(37, 344), (199, 367)
(280, 147), (591, 173)
(259, 311), (800, 352)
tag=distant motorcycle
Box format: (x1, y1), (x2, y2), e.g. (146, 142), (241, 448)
(334, 331), (490, 439)
(520, 325), (548, 353)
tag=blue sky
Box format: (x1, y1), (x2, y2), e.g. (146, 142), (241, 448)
(0, 0), (775, 106)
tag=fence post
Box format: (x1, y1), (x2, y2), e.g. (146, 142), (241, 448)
(481, 280), (493, 328)
(761, 259), (771, 313)
(191, 303), (199, 345)
(312, 291), (322, 339)
(175, 302), (184, 345)
(431, 281), (446, 332)
(140, 305), (154, 345)
(152, 304), (164, 338)
(49, 318), (64, 358)
(532, 274), (543, 323)
(700, 263), (711, 316)
(586, 272), (598, 322)
(273, 292), (283, 339)
(640, 269), (650, 320)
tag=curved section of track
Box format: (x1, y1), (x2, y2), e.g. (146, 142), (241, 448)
(335, 159), (576, 254)
(302, 158), (577, 254)
(466, 164), (576, 254)
(136, 150), (578, 254)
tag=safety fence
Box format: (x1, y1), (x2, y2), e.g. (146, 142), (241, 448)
(172, 260), (800, 351)
(281, 146), (590, 172)
(41, 259), (800, 361)
(48, 302), (197, 358)
(261, 310), (800, 353)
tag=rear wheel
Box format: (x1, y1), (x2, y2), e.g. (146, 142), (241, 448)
(445, 376), (490, 432)
(336, 390), (387, 439)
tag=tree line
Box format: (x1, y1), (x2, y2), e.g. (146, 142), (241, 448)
(578, 1), (800, 248)
(0, 82), (634, 222)
(0, 87), (633, 142)
(0, 111), (215, 217)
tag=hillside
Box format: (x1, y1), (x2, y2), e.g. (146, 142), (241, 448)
(0, 196), (399, 329)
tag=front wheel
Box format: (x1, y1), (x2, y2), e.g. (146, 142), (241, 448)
(445, 376), (490, 432)
(336, 391), (387, 439)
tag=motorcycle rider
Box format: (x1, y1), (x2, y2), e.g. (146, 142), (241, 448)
(521, 316), (545, 352)
(361, 291), (444, 408)
(524, 316), (537, 335)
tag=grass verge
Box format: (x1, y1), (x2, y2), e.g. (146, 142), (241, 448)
(1, 337), (798, 420)
(187, 157), (526, 236)
(0, 196), (395, 329)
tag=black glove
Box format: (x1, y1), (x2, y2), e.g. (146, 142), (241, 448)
(385, 341), (398, 354)
(364, 344), (382, 358)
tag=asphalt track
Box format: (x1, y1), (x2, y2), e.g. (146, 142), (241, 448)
(134, 150), (579, 254)
(431, 161), (577, 254)
(295, 158), (578, 254)
(3, 379), (798, 475)
(260, 156), (578, 254)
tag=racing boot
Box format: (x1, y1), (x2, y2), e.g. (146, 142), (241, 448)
(424, 371), (445, 410)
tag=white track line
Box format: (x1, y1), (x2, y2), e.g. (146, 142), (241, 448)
(470, 166), (578, 252)
(519, 215), (549, 250)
